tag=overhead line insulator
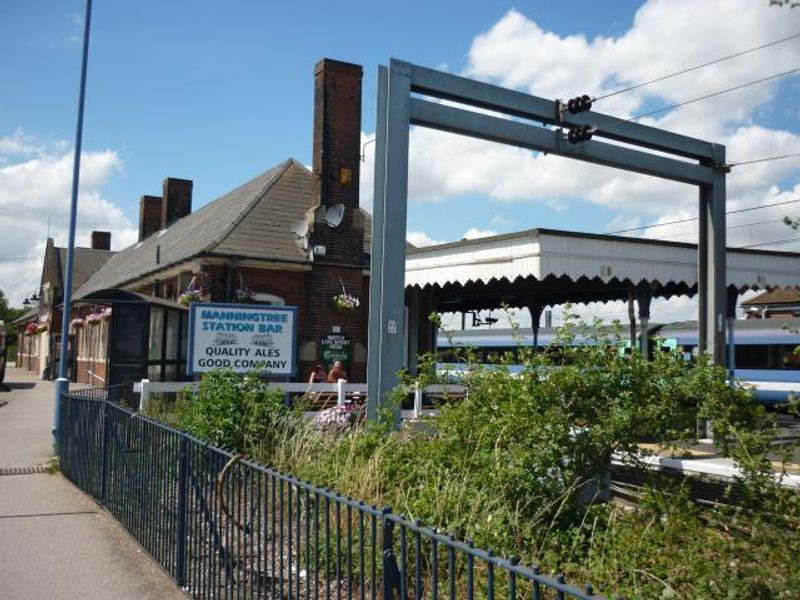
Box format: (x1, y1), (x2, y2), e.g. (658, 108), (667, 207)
(567, 94), (592, 114)
(567, 124), (596, 144)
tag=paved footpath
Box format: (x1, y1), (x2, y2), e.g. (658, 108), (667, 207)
(0, 366), (186, 600)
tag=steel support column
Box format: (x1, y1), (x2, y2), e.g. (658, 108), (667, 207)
(527, 302), (545, 349)
(699, 145), (727, 365)
(367, 62), (411, 422)
(406, 288), (421, 376)
(367, 58), (728, 426)
(635, 284), (652, 357)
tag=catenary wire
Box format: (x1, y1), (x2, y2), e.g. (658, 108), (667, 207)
(626, 66), (800, 122)
(737, 235), (800, 248)
(592, 32), (800, 102)
(647, 217), (796, 242)
(728, 152), (800, 166)
(607, 197), (800, 235)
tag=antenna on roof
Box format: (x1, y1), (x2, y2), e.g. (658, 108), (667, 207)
(324, 204), (345, 228)
(291, 219), (310, 251)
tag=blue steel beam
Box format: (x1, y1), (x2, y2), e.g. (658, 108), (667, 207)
(367, 59), (728, 421)
(367, 66), (389, 420)
(701, 144), (728, 365)
(406, 61), (715, 161)
(367, 63), (411, 422)
(410, 98), (714, 186)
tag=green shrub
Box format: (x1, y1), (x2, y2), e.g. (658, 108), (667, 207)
(176, 369), (287, 454)
(163, 317), (800, 598)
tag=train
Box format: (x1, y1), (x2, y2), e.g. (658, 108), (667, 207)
(436, 318), (800, 405)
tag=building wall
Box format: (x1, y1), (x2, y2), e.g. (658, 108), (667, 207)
(73, 319), (109, 385)
(16, 332), (40, 374)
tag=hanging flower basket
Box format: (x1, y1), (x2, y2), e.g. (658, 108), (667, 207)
(332, 292), (360, 312)
(179, 287), (204, 306)
(25, 322), (38, 335)
(234, 286), (255, 304)
(84, 307), (112, 324)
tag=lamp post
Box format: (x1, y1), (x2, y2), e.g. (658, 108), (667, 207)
(54, 0), (93, 444)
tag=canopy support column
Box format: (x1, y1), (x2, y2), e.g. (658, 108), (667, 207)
(636, 284), (652, 356)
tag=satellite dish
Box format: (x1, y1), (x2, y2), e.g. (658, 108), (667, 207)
(290, 219), (309, 239)
(324, 204), (345, 228)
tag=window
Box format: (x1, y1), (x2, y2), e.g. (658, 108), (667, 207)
(735, 345), (769, 369)
(149, 308), (164, 361)
(147, 306), (188, 382)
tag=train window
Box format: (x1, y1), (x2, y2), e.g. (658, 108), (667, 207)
(778, 345), (800, 370)
(735, 345), (770, 369)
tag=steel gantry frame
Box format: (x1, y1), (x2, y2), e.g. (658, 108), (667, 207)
(367, 59), (727, 417)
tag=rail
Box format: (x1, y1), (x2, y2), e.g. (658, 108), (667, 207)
(59, 389), (610, 599)
(134, 379), (466, 420)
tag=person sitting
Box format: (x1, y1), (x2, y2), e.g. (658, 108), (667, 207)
(308, 364), (327, 384)
(326, 360), (348, 383)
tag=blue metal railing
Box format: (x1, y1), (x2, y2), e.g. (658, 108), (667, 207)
(59, 390), (612, 599)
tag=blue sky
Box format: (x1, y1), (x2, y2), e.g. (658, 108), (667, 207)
(2, 0), (799, 322)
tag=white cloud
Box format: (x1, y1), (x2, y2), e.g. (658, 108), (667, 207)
(462, 227), (498, 240)
(0, 133), (137, 305)
(407, 231), (446, 247)
(361, 1), (800, 240)
(360, 2), (800, 322)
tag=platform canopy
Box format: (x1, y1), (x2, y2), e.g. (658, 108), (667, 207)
(405, 228), (800, 314)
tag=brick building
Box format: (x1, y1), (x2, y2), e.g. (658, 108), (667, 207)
(741, 288), (800, 319)
(15, 233), (114, 379)
(66, 58), (372, 385)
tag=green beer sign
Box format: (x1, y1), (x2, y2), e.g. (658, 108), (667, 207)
(320, 333), (351, 371)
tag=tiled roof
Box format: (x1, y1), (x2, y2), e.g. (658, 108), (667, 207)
(56, 247), (115, 291)
(741, 288), (800, 306)
(76, 159), (368, 298)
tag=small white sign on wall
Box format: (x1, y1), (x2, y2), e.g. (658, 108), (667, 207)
(187, 303), (297, 376)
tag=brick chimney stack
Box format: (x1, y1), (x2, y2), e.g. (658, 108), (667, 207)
(310, 59), (364, 265)
(90, 231), (111, 251)
(162, 177), (193, 228)
(139, 195), (163, 241)
(312, 59), (362, 213)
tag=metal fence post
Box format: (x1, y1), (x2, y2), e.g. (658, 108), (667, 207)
(337, 378), (346, 406)
(381, 507), (402, 600)
(175, 435), (189, 586)
(100, 400), (110, 503)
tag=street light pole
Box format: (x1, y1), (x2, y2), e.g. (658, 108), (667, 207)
(54, 0), (93, 444)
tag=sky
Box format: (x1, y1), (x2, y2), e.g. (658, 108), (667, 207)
(2, 0), (800, 326)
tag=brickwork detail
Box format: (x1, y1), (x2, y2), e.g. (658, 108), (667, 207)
(139, 195), (163, 241)
(90, 231), (111, 251)
(310, 59), (366, 267)
(162, 178), (193, 228)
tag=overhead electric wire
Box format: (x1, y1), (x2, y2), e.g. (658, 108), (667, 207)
(738, 235), (800, 248)
(593, 31), (800, 102)
(627, 66), (800, 122)
(648, 216), (795, 241)
(607, 196), (800, 235)
(728, 151), (800, 166)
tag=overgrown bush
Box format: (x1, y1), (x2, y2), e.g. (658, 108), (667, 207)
(176, 369), (287, 454)
(166, 317), (800, 598)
